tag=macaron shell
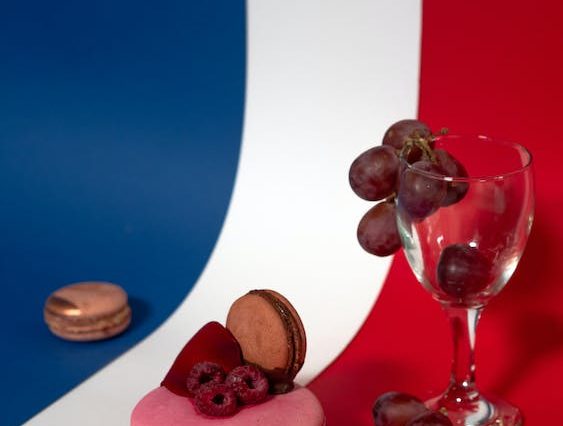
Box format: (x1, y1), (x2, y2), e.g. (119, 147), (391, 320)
(226, 290), (306, 385)
(44, 281), (131, 341)
(226, 293), (291, 372)
(130, 386), (326, 426)
(45, 305), (132, 341)
(44, 282), (128, 318)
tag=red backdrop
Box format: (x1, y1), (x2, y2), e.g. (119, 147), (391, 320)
(310, 1), (563, 424)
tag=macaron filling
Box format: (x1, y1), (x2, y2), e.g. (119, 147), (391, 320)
(45, 303), (131, 329)
(247, 290), (304, 392)
(44, 305), (131, 337)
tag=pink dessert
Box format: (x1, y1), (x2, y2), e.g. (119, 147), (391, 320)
(130, 292), (326, 426)
(131, 385), (326, 426)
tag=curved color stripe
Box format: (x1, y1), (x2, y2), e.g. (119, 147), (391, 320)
(26, 1), (422, 425)
(310, 1), (563, 424)
(2, 1), (245, 425)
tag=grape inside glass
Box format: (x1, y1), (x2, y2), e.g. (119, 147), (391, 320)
(397, 135), (534, 425)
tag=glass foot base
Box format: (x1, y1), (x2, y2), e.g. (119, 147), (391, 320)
(426, 394), (522, 426)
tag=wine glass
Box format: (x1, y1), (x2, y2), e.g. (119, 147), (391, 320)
(396, 135), (534, 425)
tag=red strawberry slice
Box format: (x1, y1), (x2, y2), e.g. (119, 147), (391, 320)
(161, 322), (243, 396)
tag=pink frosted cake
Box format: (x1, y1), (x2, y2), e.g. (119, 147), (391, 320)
(131, 385), (325, 426)
(130, 290), (326, 426)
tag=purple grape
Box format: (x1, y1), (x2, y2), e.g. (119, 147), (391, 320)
(434, 149), (469, 207)
(382, 119), (432, 150)
(349, 146), (399, 201)
(398, 160), (447, 220)
(357, 201), (402, 257)
(372, 391), (430, 426)
(437, 244), (492, 299)
(406, 411), (453, 426)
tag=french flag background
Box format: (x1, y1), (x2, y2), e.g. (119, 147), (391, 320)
(2, 1), (563, 424)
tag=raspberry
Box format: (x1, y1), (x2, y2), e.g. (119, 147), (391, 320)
(225, 365), (269, 404)
(406, 411), (453, 426)
(194, 383), (238, 417)
(186, 362), (226, 396)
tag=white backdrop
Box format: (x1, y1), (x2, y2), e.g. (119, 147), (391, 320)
(27, 1), (421, 424)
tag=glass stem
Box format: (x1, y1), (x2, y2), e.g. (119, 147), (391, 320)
(442, 305), (482, 405)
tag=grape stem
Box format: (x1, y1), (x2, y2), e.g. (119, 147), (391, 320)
(400, 132), (436, 163)
(383, 193), (396, 203)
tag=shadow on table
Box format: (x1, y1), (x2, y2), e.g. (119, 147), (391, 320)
(128, 296), (152, 330)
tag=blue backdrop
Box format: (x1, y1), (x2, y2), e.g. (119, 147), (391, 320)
(0, 1), (245, 424)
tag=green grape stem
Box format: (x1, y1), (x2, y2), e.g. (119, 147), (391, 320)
(400, 131), (436, 163)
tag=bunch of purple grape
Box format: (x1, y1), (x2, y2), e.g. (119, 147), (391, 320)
(349, 119), (468, 257)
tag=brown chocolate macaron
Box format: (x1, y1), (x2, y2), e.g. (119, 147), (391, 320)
(226, 289), (306, 393)
(44, 281), (131, 342)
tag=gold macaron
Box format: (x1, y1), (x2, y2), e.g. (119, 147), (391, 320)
(44, 281), (131, 342)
